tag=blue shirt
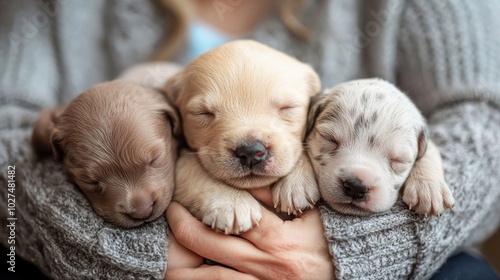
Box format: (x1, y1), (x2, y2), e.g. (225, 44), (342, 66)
(183, 20), (236, 64)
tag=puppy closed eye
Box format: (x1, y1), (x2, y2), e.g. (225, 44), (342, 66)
(190, 110), (215, 123)
(389, 158), (411, 173)
(148, 154), (163, 167)
(82, 180), (103, 193)
(319, 131), (339, 151)
(278, 105), (298, 117)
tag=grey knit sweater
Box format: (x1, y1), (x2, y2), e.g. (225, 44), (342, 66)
(1, 0), (499, 279)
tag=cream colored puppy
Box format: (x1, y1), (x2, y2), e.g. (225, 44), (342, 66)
(306, 79), (455, 216)
(164, 40), (321, 234)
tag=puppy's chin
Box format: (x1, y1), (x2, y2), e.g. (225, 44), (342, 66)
(326, 202), (374, 216)
(224, 173), (279, 189)
(84, 185), (172, 228)
(324, 193), (400, 216)
(321, 184), (399, 216)
(198, 147), (298, 189)
(92, 204), (166, 228)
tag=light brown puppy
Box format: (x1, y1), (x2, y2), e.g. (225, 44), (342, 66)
(164, 40), (321, 234)
(306, 79), (455, 216)
(32, 78), (180, 228)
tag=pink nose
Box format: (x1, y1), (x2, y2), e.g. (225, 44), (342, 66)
(351, 167), (377, 187)
(127, 192), (155, 220)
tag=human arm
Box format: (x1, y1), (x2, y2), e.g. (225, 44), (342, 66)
(0, 123), (169, 279)
(0, 1), (172, 279)
(317, 1), (500, 279)
(165, 210), (260, 280)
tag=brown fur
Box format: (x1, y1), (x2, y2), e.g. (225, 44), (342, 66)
(31, 80), (179, 227)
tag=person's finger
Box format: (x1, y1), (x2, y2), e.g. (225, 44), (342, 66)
(166, 265), (260, 280)
(248, 187), (274, 207)
(239, 204), (285, 247)
(167, 229), (204, 269)
(166, 202), (271, 272)
(241, 207), (323, 250)
(293, 207), (321, 226)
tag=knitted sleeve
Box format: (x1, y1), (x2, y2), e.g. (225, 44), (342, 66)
(0, 1), (169, 279)
(0, 109), (169, 280)
(319, 1), (500, 279)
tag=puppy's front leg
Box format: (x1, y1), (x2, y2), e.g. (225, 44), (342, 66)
(272, 151), (321, 214)
(174, 151), (262, 234)
(402, 141), (455, 216)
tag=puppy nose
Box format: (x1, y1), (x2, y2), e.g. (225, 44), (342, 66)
(235, 142), (268, 168)
(127, 192), (155, 220)
(343, 178), (368, 200)
(128, 205), (153, 220)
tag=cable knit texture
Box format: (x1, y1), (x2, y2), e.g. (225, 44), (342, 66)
(1, 0), (499, 279)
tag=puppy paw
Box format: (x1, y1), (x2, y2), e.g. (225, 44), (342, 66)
(272, 162), (320, 215)
(403, 176), (455, 216)
(201, 192), (262, 234)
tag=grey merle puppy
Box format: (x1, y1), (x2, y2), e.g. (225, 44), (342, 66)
(306, 79), (454, 216)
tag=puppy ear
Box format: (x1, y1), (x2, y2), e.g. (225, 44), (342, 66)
(50, 128), (65, 162)
(162, 71), (184, 105)
(160, 99), (182, 137)
(305, 92), (327, 138)
(303, 64), (321, 96)
(31, 105), (67, 159)
(416, 127), (429, 160)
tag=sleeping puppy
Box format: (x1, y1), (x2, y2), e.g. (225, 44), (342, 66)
(306, 79), (455, 216)
(164, 40), (321, 234)
(31, 77), (180, 228)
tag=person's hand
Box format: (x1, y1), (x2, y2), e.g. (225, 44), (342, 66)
(165, 210), (259, 280)
(165, 231), (258, 279)
(165, 187), (335, 280)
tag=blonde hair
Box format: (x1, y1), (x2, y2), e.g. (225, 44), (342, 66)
(151, 0), (311, 61)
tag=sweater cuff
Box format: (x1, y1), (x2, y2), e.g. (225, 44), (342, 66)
(319, 202), (421, 280)
(320, 101), (500, 280)
(0, 116), (169, 279)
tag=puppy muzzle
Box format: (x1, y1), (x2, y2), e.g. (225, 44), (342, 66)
(234, 141), (269, 168)
(342, 177), (369, 200)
